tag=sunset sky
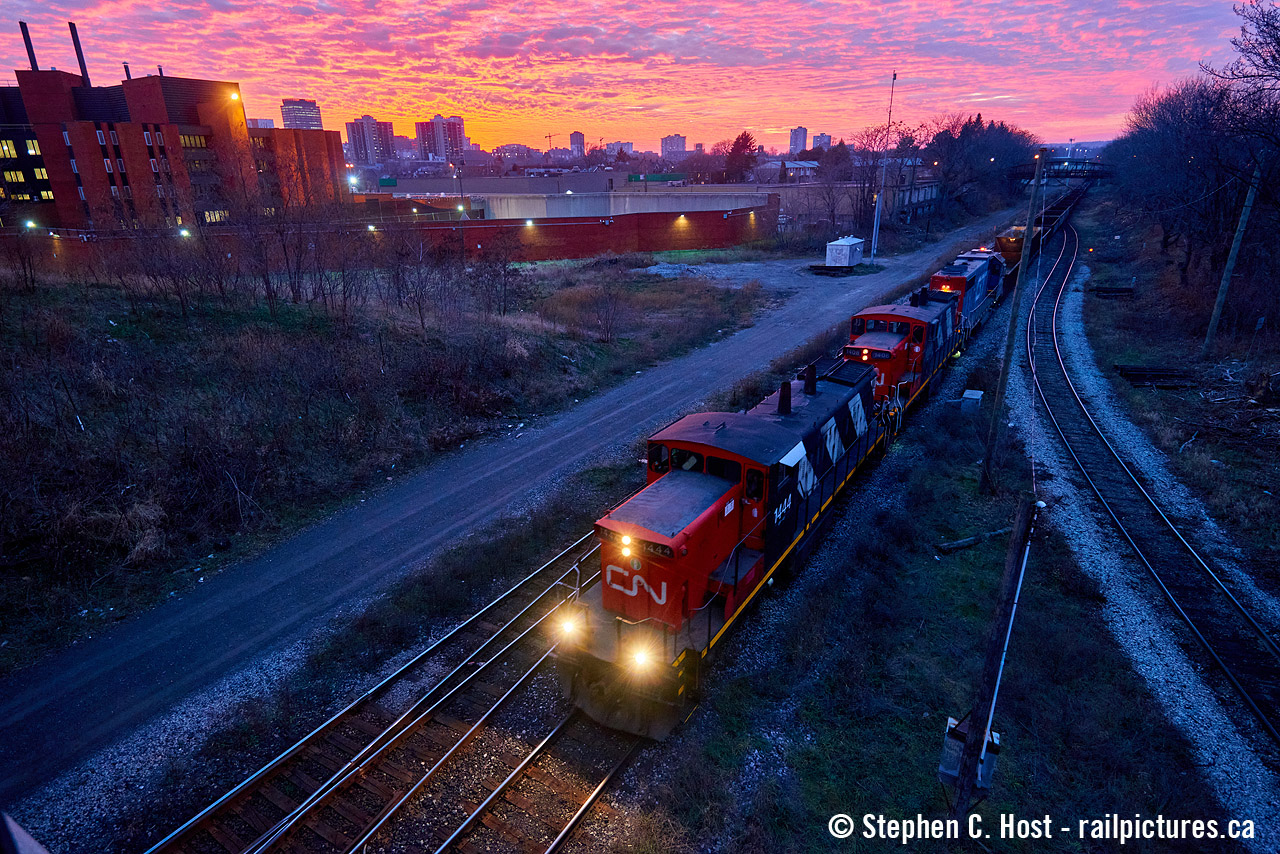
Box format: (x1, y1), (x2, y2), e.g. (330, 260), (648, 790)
(4, 1), (1245, 152)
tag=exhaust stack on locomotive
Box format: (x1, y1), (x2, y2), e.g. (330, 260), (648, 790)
(555, 190), (1084, 740)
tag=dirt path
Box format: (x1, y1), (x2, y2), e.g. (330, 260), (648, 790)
(0, 210), (1017, 807)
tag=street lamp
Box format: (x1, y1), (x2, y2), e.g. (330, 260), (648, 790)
(24, 219), (36, 228)
(179, 228), (191, 237)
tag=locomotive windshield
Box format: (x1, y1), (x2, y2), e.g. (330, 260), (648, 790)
(671, 447), (704, 472)
(853, 317), (912, 336)
(648, 443), (670, 473)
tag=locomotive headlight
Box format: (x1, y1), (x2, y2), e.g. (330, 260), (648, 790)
(621, 535), (631, 545)
(560, 618), (577, 637)
(622, 547), (631, 557)
(633, 650), (650, 668)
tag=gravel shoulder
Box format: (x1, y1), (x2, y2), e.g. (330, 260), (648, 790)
(1007, 260), (1280, 849)
(0, 210), (1017, 828)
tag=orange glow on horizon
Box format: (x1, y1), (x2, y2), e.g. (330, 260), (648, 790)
(4, 2), (1242, 151)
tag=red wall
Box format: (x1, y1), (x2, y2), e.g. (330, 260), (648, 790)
(3, 197), (779, 274)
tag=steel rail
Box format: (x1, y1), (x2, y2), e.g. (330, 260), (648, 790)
(1027, 226), (1280, 745)
(543, 738), (640, 854)
(1039, 232), (1280, 665)
(430, 711), (578, 854)
(243, 574), (588, 853)
(146, 531), (596, 854)
(343, 647), (561, 853)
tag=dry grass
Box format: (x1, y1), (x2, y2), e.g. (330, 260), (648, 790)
(1076, 199), (1280, 581)
(0, 267), (763, 675)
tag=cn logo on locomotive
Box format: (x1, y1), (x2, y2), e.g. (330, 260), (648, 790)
(605, 564), (668, 605)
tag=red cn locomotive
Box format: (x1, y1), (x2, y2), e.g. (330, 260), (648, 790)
(554, 189), (1086, 740)
(555, 360), (879, 738)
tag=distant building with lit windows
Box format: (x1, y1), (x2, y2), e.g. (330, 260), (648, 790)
(346, 115), (394, 165)
(812, 133), (832, 150)
(0, 22), (347, 230)
(661, 134), (686, 159)
(415, 115), (466, 163)
(569, 130), (585, 158)
(281, 98), (324, 130)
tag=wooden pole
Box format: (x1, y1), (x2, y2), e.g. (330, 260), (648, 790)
(950, 498), (1034, 822)
(980, 149), (1046, 494)
(1201, 160), (1263, 361)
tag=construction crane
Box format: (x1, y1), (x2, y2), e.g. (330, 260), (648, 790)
(545, 133), (556, 152)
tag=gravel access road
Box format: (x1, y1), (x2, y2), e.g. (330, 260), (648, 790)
(0, 210), (1016, 807)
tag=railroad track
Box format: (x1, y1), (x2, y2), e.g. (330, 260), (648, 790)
(147, 534), (602, 854)
(432, 711), (640, 854)
(1026, 224), (1280, 746)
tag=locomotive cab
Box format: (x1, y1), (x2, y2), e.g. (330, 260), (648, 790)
(930, 250), (1007, 335)
(844, 301), (954, 404)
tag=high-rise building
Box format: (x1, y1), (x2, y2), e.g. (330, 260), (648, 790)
(346, 115), (394, 165)
(789, 126), (808, 154)
(0, 26), (346, 232)
(247, 118), (275, 129)
(415, 115), (466, 163)
(812, 133), (832, 150)
(569, 130), (585, 158)
(281, 98), (323, 130)
(604, 141), (633, 156)
(694, 143), (704, 154)
(660, 134), (686, 159)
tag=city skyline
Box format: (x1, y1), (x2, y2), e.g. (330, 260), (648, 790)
(3, 1), (1243, 151)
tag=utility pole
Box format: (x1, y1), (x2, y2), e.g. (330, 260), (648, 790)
(980, 148), (1046, 495)
(950, 499), (1034, 822)
(1201, 159), (1263, 360)
(869, 71), (897, 263)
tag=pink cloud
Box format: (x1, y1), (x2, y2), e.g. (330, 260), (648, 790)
(3, 0), (1242, 148)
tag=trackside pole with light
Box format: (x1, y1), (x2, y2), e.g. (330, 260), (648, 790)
(869, 71), (897, 264)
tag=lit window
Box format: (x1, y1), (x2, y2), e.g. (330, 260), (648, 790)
(40, 190), (54, 200)
(33, 168), (48, 180)
(97, 130), (105, 145)
(104, 159), (113, 173)
(26, 139), (40, 155)
(0, 140), (15, 158)
(3, 170), (24, 182)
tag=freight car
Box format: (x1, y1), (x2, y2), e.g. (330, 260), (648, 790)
(554, 187), (1085, 740)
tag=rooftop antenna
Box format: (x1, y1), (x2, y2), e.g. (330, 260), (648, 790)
(19, 22), (38, 71)
(869, 70), (897, 264)
(68, 22), (91, 86)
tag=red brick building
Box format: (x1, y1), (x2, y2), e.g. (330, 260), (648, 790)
(0, 26), (347, 232)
